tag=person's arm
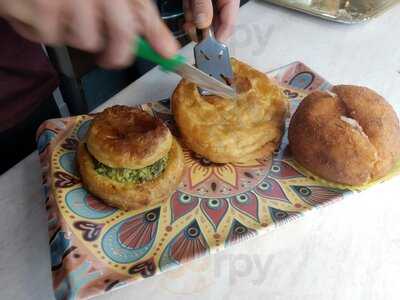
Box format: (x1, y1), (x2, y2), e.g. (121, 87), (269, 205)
(183, 0), (240, 42)
(0, 0), (179, 69)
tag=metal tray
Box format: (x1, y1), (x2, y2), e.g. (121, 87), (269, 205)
(262, 0), (398, 23)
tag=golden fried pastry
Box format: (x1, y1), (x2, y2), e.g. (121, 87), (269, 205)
(87, 105), (172, 169)
(172, 58), (288, 163)
(77, 105), (184, 210)
(77, 138), (184, 210)
(288, 85), (400, 185)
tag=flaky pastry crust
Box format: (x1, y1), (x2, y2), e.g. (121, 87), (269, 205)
(172, 58), (288, 163)
(77, 138), (184, 211)
(87, 105), (172, 169)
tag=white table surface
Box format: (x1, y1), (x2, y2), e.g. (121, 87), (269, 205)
(1, 1), (400, 300)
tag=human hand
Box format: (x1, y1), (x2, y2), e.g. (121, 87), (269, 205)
(0, 0), (179, 69)
(183, 0), (240, 42)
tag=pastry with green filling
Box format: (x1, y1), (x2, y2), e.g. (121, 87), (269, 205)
(94, 156), (168, 183)
(76, 105), (184, 211)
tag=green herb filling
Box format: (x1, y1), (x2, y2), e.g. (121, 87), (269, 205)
(94, 156), (168, 183)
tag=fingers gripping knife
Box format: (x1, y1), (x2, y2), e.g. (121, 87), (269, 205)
(194, 27), (235, 97)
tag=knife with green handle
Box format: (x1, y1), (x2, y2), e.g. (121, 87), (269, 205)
(134, 37), (236, 99)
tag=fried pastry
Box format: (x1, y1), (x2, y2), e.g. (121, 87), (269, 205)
(172, 58), (288, 163)
(289, 85), (400, 185)
(76, 105), (184, 210)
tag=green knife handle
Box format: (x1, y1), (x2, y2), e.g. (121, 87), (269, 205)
(135, 37), (186, 71)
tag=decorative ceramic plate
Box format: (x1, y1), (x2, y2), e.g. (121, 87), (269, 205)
(37, 62), (400, 300)
(262, 0), (398, 23)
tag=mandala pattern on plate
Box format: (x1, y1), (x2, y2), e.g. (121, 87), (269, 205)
(159, 220), (209, 271)
(37, 63), (391, 300)
(102, 207), (161, 264)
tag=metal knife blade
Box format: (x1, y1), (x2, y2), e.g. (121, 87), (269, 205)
(174, 63), (237, 99)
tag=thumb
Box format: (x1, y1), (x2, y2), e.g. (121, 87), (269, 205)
(192, 0), (213, 29)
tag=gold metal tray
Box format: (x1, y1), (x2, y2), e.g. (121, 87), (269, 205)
(262, 0), (398, 23)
